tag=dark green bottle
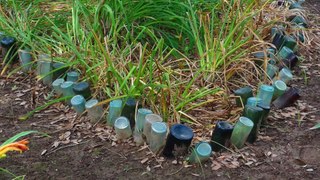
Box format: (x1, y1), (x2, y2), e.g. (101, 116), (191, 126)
(73, 81), (91, 100)
(283, 36), (297, 52)
(234, 87), (253, 107)
(52, 62), (69, 81)
(257, 103), (270, 127)
(210, 121), (233, 152)
(243, 105), (263, 143)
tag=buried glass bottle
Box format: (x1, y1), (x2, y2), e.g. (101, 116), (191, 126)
(143, 114), (163, 144)
(135, 108), (153, 132)
(272, 33), (285, 50)
(67, 71), (80, 82)
(52, 78), (65, 96)
(230, 117), (254, 149)
(273, 80), (287, 100)
(60, 81), (75, 104)
(273, 87), (300, 109)
(18, 48), (32, 72)
(121, 97), (137, 129)
(283, 53), (299, 70)
(1, 36), (17, 63)
(107, 99), (123, 126)
(37, 54), (53, 85)
(283, 36), (297, 52)
(85, 99), (104, 123)
(210, 121), (234, 152)
(246, 97), (262, 107)
(278, 46), (293, 61)
(266, 63), (279, 79)
(187, 142), (212, 164)
(278, 68), (293, 84)
(243, 105), (263, 143)
(234, 86), (253, 107)
(257, 84), (274, 106)
(149, 122), (167, 153)
(52, 62), (68, 80)
(291, 15), (308, 28)
(73, 82), (91, 100)
(162, 124), (194, 157)
(257, 103), (271, 126)
(71, 95), (86, 115)
(114, 116), (132, 140)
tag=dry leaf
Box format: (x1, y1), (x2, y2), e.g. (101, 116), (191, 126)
(141, 158), (149, 164)
(211, 161), (222, 171)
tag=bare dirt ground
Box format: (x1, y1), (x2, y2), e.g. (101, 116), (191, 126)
(1, 1), (320, 180)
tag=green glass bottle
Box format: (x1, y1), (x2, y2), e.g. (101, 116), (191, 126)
(234, 87), (253, 107)
(230, 117), (254, 149)
(243, 105), (263, 143)
(257, 103), (271, 127)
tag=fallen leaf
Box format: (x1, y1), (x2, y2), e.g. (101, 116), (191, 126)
(41, 149), (47, 156)
(211, 161), (222, 171)
(141, 158), (149, 164)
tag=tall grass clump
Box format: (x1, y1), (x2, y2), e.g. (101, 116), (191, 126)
(0, 0), (274, 124)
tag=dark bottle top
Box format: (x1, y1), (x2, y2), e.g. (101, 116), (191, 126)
(1, 36), (17, 63)
(273, 87), (300, 109)
(234, 86), (253, 107)
(163, 124), (194, 157)
(272, 33), (285, 50)
(0, 36), (15, 47)
(283, 53), (298, 70)
(283, 35), (297, 51)
(257, 103), (271, 127)
(243, 105), (263, 143)
(210, 121), (233, 152)
(121, 97), (137, 129)
(52, 62), (69, 80)
(73, 82), (91, 100)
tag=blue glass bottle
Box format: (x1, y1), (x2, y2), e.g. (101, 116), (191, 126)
(71, 95), (86, 115)
(257, 84), (274, 106)
(107, 99), (123, 126)
(187, 142), (212, 164)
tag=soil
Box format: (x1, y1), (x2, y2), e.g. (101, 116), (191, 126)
(1, 1), (320, 180)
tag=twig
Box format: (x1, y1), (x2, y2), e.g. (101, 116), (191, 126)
(46, 140), (89, 156)
(165, 165), (184, 176)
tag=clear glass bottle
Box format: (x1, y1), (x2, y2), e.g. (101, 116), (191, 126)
(71, 95), (86, 115)
(37, 60), (52, 85)
(149, 122), (167, 153)
(143, 114), (163, 143)
(107, 99), (123, 126)
(135, 108), (153, 132)
(210, 121), (233, 152)
(257, 84), (274, 106)
(18, 48), (32, 72)
(187, 142), (212, 164)
(278, 68), (293, 84)
(114, 116), (132, 140)
(266, 63), (279, 79)
(230, 117), (254, 149)
(85, 99), (104, 123)
(52, 78), (65, 96)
